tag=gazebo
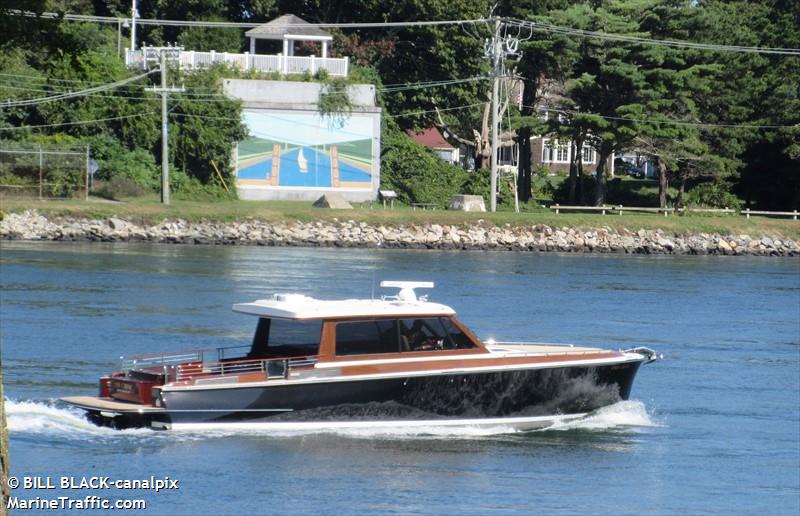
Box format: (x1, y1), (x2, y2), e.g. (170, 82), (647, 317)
(245, 14), (334, 59)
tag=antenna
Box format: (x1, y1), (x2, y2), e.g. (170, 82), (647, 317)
(380, 281), (434, 302)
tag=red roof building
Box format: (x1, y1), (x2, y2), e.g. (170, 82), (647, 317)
(407, 128), (460, 164)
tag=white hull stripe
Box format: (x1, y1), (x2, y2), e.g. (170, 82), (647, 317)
(159, 413), (589, 432)
(162, 353), (643, 393)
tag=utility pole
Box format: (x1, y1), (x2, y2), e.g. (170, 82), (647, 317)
(485, 17), (520, 212)
(489, 17), (502, 212)
(145, 47), (184, 205)
(130, 0), (137, 50)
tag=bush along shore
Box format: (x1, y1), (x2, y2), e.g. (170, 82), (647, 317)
(1, 210), (798, 256)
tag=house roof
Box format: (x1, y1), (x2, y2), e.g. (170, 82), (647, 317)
(407, 127), (455, 150)
(245, 14), (333, 40)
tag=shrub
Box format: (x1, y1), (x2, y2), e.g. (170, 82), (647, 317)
(685, 182), (743, 210)
(532, 165), (559, 200)
(380, 120), (467, 207)
(92, 176), (150, 200)
(171, 170), (236, 201)
(460, 168), (515, 208)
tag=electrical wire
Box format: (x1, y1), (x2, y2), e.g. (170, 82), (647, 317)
(0, 70), (158, 108)
(505, 18), (800, 56)
(12, 10), (486, 29)
(521, 104), (798, 130)
(0, 112), (159, 131)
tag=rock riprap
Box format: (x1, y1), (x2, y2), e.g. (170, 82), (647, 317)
(1, 210), (797, 256)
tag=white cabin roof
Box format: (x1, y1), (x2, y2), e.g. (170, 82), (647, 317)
(232, 293), (456, 320)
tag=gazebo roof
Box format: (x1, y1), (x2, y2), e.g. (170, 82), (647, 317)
(245, 14), (333, 41)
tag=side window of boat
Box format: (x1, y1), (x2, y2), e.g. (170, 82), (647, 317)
(250, 318), (321, 358)
(336, 319), (399, 356)
(439, 318), (477, 349)
(398, 318), (453, 351)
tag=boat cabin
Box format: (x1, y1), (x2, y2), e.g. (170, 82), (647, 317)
(103, 283), (487, 405)
(232, 284), (485, 362)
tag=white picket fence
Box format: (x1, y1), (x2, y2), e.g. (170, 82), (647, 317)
(126, 48), (349, 77)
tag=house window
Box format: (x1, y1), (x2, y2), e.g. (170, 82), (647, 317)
(556, 142), (569, 162)
(499, 145), (517, 166)
(542, 139), (570, 163)
(581, 145), (596, 164)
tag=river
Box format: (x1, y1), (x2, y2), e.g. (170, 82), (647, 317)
(1, 241), (798, 514)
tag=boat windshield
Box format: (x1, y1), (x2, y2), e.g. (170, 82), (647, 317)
(248, 318), (321, 359)
(336, 317), (476, 356)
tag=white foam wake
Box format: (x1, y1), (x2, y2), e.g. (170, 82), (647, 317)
(5, 399), (150, 439)
(544, 400), (661, 432)
(4, 398), (659, 440)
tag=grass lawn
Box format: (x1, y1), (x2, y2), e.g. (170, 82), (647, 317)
(2, 195), (798, 240)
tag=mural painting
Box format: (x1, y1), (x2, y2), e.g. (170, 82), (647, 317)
(236, 111), (374, 190)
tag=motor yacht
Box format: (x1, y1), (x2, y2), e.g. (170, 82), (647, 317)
(62, 282), (658, 431)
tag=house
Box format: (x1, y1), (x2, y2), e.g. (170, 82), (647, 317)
(407, 128), (460, 164)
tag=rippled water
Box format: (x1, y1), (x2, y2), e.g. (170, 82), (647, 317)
(2, 242), (798, 515)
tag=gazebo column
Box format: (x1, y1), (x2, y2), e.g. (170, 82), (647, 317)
(322, 41), (328, 58)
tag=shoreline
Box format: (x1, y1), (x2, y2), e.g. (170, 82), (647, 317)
(1, 210), (797, 256)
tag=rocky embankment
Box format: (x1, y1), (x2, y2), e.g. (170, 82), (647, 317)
(1, 210), (797, 256)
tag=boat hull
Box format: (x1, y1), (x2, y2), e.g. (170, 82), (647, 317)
(149, 360), (643, 429)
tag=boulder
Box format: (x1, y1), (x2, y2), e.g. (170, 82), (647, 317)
(449, 194), (486, 212)
(312, 193), (353, 210)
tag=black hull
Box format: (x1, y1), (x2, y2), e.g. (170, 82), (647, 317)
(147, 361), (643, 428)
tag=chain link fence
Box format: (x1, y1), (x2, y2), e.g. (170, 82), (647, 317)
(0, 142), (91, 199)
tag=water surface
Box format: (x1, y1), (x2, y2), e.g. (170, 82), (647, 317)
(2, 242), (798, 514)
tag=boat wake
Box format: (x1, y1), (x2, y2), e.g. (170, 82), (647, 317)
(544, 400), (662, 432)
(5, 399), (152, 440)
(6, 398), (660, 440)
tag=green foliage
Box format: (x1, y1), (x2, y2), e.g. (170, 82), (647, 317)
(177, 20), (243, 52)
(685, 182), (744, 210)
(83, 135), (159, 189)
(460, 169), (515, 208)
(170, 169), (236, 201)
(380, 118), (467, 208)
(316, 70), (353, 129)
(531, 166), (559, 200)
(92, 177), (152, 200)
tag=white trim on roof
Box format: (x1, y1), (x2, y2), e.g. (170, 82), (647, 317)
(232, 294), (456, 319)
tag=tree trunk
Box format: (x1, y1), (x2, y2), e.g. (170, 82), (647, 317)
(517, 127), (531, 202)
(676, 175), (686, 209)
(594, 153), (609, 206)
(657, 156), (668, 208)
(568, 157), (578, 204)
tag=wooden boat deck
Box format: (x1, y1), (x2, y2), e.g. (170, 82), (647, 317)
(61, 396), (165, 414)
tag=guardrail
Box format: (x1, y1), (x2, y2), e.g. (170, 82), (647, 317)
(742, 209), (798, 220)
(549, 204), (797, 219)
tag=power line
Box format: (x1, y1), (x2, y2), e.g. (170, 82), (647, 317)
(12, 10), (486, 29)
(0, 112), (158, 131)
(522, 104), (797, 130)
(0, 70), (157, 108)
(505, 18), (800, 56)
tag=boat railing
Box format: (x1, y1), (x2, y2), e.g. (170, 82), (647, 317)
(121, 350), (205, 372)
(121, 343), (256, 372)
(485, 340), (577, 348)
(175, 355), (318, 382)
